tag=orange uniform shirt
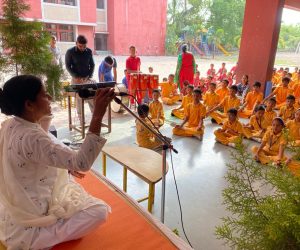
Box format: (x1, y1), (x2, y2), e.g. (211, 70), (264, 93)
(203, 91), (220, 109)
(222, 120), (244, 134)
(216, 87), (229, 101)
(244, 91), (263, 110)
(221, 96), (240, 113)
(272, 86), (292, 106)
(185, 102), (206, 128)
(160, 82), (178, 98)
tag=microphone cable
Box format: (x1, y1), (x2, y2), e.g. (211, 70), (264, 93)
(125, 93), (193, 248)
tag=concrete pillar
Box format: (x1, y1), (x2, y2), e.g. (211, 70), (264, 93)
(236, 0), (284, 91)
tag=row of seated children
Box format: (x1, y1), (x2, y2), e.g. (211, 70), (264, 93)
(272, 66), (299, 87)
(135, 79), (300, 175)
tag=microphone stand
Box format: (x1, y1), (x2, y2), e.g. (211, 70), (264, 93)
(114, 97), (178, 223)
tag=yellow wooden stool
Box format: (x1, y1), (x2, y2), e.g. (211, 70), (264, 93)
(101, 145), (169, 213)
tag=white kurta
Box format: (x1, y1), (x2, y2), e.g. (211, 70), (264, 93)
(0, 117), (110, 250)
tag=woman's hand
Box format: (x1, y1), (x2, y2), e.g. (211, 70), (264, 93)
(93, 88), (115, 120)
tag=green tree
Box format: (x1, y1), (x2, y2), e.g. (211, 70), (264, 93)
(166, 0), (209, 54)
(216, 143), (300, 249)
(207, 0), (245, 48)
(278, 24), (300, 50)
(0, 0), (63, 100)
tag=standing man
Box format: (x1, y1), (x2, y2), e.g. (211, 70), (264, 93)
(49, 35), (62, 66)
(98, 55), (117, 82)
(126, 45), (141, 104)
(65, 35), (95, 122)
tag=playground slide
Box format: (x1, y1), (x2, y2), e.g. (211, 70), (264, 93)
(216, 43), (230, 56)
(191, 43), (205, 56)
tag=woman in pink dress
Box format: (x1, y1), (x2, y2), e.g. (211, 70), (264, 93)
(175, 44), (196, 90)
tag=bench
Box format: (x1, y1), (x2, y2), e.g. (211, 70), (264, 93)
(102, 145), (169, 212)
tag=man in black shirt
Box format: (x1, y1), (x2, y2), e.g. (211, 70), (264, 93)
(65, 35), (95, 123)
(65, 35), (95, 83)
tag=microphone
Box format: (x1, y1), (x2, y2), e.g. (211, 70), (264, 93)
(78, 89), (130, 99)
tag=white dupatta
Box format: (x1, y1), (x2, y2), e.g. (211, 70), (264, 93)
(0, 118), (90, 227)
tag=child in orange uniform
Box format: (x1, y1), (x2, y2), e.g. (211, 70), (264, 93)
(252, 118), (287, 165)
(207, 85), (240, 124)
(149, 89), (164, 127)
(286, 108), (300, 146)
(263, 77), (292, 109)
(135, 104), (161, 150)
(264, 98), (277, 128)
(216, 79), (229, 101)
(239, 81), (263, 118)
(203, 82), (220, 119)
(243, 105), (268, 141)
(278, 94), (295, 122)
(214, 108), (244, 148)
(172, 89), (206, 140)
(172, 85), (194, 119)
(159, 74), (180, 105)
(252, 117), (300, 176)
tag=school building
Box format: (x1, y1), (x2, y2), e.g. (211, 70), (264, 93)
(0, 0), (167, 55)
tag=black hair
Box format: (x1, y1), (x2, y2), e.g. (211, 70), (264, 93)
(228, 108), (238, 116)
(282, 77), (291, 83)
(222, 79), (229, 85)
(209, 82), (217, 87)
(104, 56), (114, 65)
(183, 80), (190, 86)
(76, 35), (87, 44)
(0, 75), (43, 116)
(181, 44), (188, 53)
(187, 84), (194, 90)
(287, 94), (296, 101)
(168, 74), (175, 78)
(193, 88), (202, 95)
(253, 81), (261, 88)
(152, 89), (160, 94)
(254, 105), (265, 112)
(273, 117), (285, 127)
(137, 104), (149, 117)
(230, 85), (238, 92)
(129, 45), (136, 50)
(269, 97), (276, 104)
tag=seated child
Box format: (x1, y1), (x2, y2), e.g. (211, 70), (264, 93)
(226, 72), (233, 86)
(207, 63), (216, 78)
(263, 77), (292, 109)
(180, 80), (190, 97)
(264, 97), (277, 128)
(207, 85), (240, 124)
(203, 82), (220, 117)
(172, 88), (206, 140)
(252, 118), (287, 166)
(193, 71), (200, 86)
(214, 108), (244, 148)
(279, 94), (295, 122)
(149, 89), (164, 127)
(243, 105), (268, 141)
(216, 79), (229, 101)
(172, 84), (194, 119)
(239, 81), (263, 118)
(286, 108), (300, 147)
(135, 104), (161, 150)
(252, 117), (300, 176)
(159, 74), (180, 105)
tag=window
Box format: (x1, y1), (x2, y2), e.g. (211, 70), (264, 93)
(95, 33), (107, 51)
(45, 23), (75, 42)
(97, 0), (105, 9)
(43, 0), (77, 6)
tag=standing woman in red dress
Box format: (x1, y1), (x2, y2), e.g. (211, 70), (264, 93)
(175, 44), (196, 91)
